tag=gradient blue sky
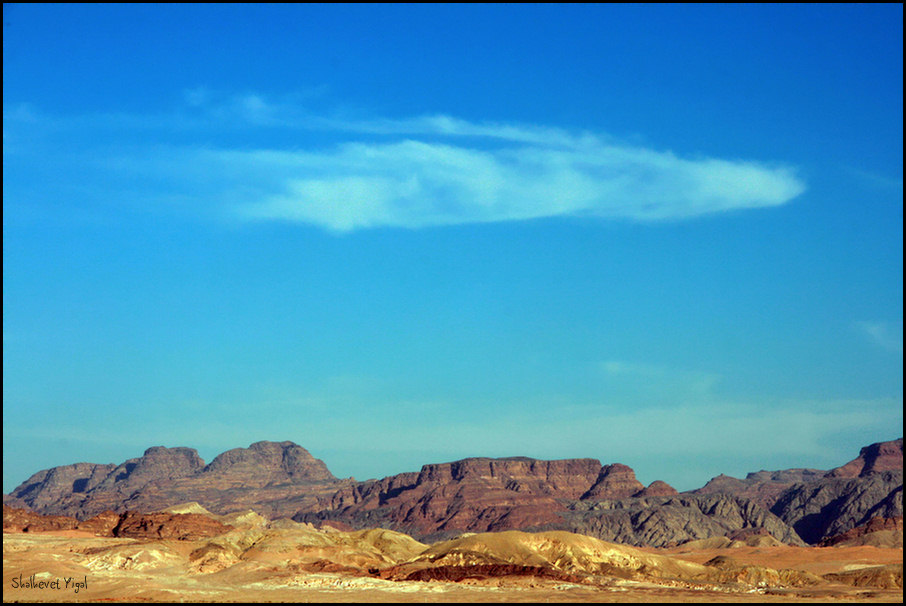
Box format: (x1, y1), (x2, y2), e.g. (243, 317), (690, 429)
(3, 4), (903, 494)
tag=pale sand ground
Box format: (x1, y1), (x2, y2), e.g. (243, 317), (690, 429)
(4, 532), (902, 603)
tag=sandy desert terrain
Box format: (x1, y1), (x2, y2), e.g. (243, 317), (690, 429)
(3, 507), (902, 603)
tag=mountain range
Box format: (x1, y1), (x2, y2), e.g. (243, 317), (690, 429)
(5, 437), (902, 547)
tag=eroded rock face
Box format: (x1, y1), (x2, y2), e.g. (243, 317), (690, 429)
(692, 469), (825, 510)
(770, 471), (903, 544)
(557, 494), (805, 547)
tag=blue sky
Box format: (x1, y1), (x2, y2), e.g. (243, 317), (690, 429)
(3, 4), (902, 494)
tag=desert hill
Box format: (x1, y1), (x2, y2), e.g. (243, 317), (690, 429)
(4, 506), (901, 601)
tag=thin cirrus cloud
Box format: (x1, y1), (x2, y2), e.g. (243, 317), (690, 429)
(856, 321), (904, 353)
(6, 94), (807, 232)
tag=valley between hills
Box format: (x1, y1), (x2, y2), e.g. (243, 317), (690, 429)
(3, 438), (902, 602)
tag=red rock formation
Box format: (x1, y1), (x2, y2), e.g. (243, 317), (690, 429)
(112, 511), (233, 540)
(826, 438), (903, 478)
(3, 506), (228, 539)
(301, 457), (606, 539)
(581, 464), (645, 499)
(634, 480), (679, 497)
(3, 505), (81, 533)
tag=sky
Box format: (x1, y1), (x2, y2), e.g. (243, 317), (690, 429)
(3, 4), (903, 494)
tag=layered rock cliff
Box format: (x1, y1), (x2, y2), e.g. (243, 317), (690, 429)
(296, 457), (611, 541)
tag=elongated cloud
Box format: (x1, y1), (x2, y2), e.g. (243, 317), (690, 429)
(4, 97), (806, 231)
(227, 113), (805, 231)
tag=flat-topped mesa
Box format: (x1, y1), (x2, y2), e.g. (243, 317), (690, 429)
(826, 438), (903, 478)
(204, 440), (336, 483)
(415, 457), (603, 499)
(581, 463), (645, 500)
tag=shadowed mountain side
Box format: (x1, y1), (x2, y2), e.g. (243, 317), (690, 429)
(296, 486), (802, 548)
(818, 516), (903, 548)
(770, 470), (904, 544)
(551, 494), (806, 547)
(691, 469), (826, 510)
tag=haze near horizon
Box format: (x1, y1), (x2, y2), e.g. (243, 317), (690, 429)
(2, 4), (903, 494)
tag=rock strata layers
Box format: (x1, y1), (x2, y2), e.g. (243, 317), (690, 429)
(296, 457), (609, 541)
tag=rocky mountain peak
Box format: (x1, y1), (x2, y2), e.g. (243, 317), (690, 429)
(204, 440), (335, 482)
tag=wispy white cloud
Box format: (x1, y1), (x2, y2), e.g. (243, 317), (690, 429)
(4, 93), (807, 231)
(229, 137), (804, 231)
(856, 320), (904, 353)
(222, 97), (806, 230)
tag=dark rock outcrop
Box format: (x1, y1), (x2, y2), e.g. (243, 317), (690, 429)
(692, 469), (826, 510)
(769, 470), (903, 544)
(554, 494), (805, 547)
